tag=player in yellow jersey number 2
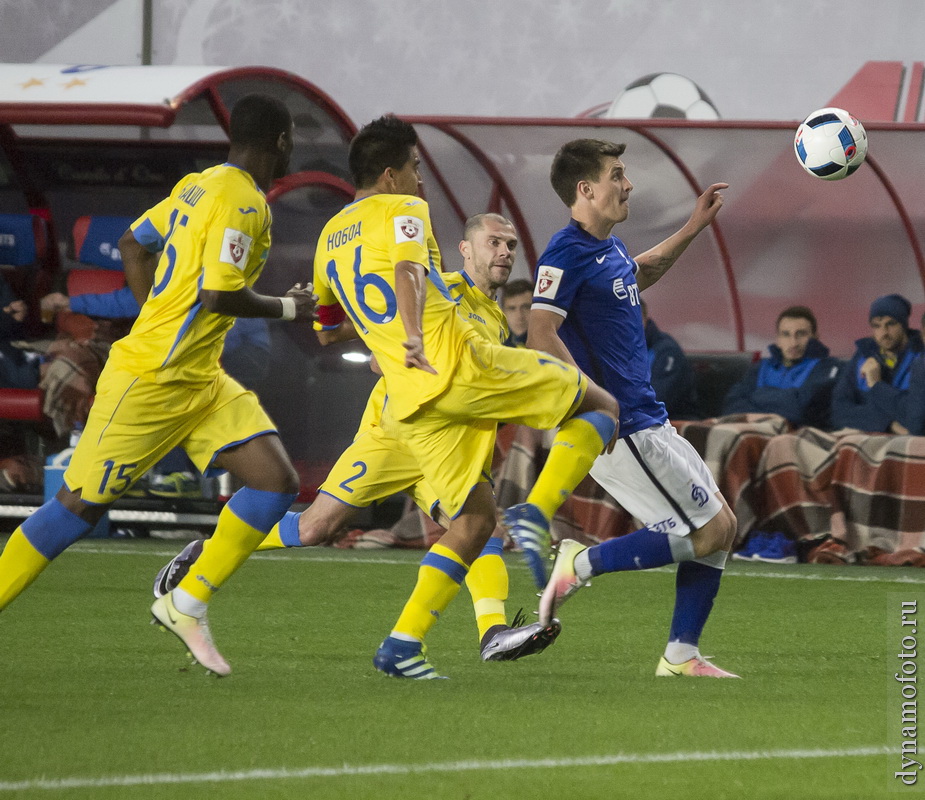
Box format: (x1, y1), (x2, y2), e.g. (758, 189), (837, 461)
(0, 95), (316, 677)
(314, 116), (620, 679)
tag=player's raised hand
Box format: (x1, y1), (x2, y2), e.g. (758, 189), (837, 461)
(402, 334), (437, 374)
(690, 182), (729, 230)
(284, 282), (318, 321)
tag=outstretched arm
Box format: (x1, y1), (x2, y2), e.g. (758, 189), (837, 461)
(200, 282), (317, 322)
(635, 183), (728, 291)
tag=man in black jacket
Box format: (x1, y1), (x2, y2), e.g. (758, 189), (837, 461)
(831, 294), (922, 434)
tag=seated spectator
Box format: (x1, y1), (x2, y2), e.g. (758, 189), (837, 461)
(499, 278), (532, 347)
(831, 293), (923, 434)
(722, 305), (840, 429)
(37, 283), (135, 439)
(41, 286), (139, 321)
(0, 272), (41, 390)
(641, 299), (699, 419)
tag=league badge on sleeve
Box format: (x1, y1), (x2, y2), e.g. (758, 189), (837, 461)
(220, 228), (253, 270)
(394, 216), (425, 245)
(535, 266), (563, 299)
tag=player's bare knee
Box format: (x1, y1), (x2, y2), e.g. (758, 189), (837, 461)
(55, 486), (108, 525)
(255, 461), (299, 495)
(279, 464), (301, 496)
(689, 509), (735, 558)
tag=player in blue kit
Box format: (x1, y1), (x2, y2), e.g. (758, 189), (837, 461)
(525, 138), (739, 678)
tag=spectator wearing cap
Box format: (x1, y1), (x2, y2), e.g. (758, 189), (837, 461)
(831, 293), (923, 433)
(722, 305), (841, 429)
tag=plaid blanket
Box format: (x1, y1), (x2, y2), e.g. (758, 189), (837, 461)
(671, 414), (791, 542)
(339, 418), (925, 562)
(743, 428), (925, 553)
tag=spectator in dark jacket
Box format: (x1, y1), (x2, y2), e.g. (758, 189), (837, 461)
(0, 272), (40, 389)
(723, 305), (840, 429)
(831, 294), (923, 433)
(641, 300), (699, 419)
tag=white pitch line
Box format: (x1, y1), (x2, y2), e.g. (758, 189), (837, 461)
(0, 745), (890, 793)
(57, 544), (925, 584)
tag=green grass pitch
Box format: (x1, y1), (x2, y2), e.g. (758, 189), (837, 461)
(0, 537), (909, 799)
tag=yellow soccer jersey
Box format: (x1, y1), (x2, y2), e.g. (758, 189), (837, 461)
(356, 270), (511, 434)
(108, 164), (271, 384)
(314, 194), (477, 420)
(448, 270), (510, 348)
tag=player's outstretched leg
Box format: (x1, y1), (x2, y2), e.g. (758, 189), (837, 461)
(151, 435), (298, 675)
(0, 496), (96, 611)
(505, 386), (618, 588)
(539, 495), (739, 676)
(466, 534), (562, 661)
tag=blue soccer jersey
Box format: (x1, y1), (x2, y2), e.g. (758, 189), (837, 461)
(532, 219), (667, 437)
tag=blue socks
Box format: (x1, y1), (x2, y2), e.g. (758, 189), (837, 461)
(588, 527), (674, 573)
(21, 498), (92, 559)
(668, 561), (723, 646)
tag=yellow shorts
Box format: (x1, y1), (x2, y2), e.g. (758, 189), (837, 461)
(321, 399), (495, 520)
(382, 338), (586, 518)
(65, 367), (276, 504)
(319, 425), (441, 517)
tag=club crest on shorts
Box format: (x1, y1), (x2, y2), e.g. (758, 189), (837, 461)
(219, 227), (253, 269)
(691, 484), (709, 507)
(535, 265), (563, 299)
(394, 215), (424, 245)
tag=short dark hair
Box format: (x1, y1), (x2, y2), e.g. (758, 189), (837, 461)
(348, 115), (418, 189)
(550, 139), (627, 207)
(776, 305), (817, 336)
(501, 279), (534, 303)
(229, 94), (292, 152)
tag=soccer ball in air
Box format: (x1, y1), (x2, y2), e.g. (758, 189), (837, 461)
(604, 73), (720, 120)
(794, 107), (868, 180)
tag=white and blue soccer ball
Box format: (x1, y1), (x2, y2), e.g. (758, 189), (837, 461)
(604, 73), (720, 120)
(794, 107), (868, 180)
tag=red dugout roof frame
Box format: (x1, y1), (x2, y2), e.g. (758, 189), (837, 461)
(0, 65), (355, 137)
(403, 114), (925, 354)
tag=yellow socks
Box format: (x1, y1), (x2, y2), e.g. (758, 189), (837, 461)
(393, 542), (468, 641)
(465, 537), (507, 640)
(527, 413), (611, 520)
(0, 530), (50, 611)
